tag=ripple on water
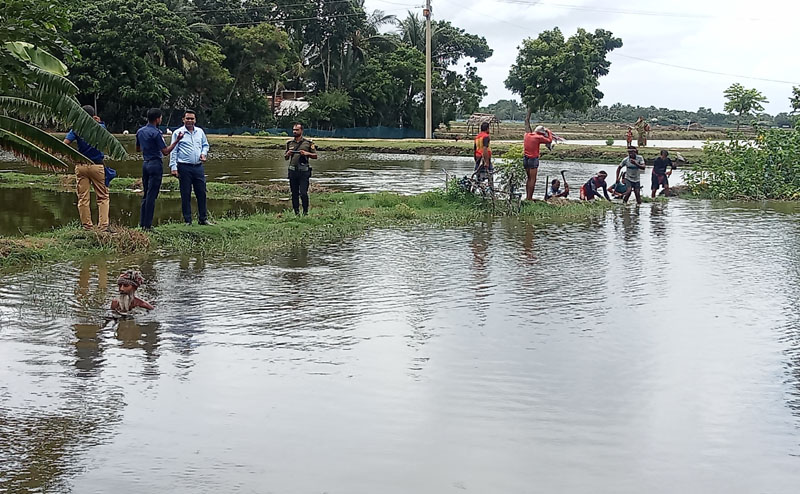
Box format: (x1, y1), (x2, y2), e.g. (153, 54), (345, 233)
(2, 199), (800, 492)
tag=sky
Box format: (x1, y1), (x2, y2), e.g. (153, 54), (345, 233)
(365, 0), (800, 114)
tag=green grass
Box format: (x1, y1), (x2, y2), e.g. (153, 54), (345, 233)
(0, 188), (613, 271)
(0, 171), (312, 203)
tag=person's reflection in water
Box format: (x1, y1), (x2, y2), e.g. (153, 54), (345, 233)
(469, 220), (493, 326)
(73, 322), (106, 378)
(115, 318), (161, 378)
(649, 202), (668, 238)
(168, 255), (208, 377)
(282, 245), (311, 308)
(75, 259), (109, 314)
(521, 221), (537, 265)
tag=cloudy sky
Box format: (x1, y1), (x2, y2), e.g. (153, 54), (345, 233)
(366, 0), (800, 114)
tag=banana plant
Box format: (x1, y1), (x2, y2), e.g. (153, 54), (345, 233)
(0, 42), (127, 171)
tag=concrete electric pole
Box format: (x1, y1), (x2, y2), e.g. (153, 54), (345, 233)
(424, 1), (432, 139)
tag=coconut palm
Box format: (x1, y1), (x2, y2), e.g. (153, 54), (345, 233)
(0, 42), (126, 171)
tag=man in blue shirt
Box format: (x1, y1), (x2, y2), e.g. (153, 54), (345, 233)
(168, 109), (211, 225)
(64, 105), (110, 231)
(136, 108), (183, 230)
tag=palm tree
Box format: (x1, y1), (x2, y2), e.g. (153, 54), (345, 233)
(0, 42), (126, 171)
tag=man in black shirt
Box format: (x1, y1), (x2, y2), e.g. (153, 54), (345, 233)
(651, 149), (676, 198)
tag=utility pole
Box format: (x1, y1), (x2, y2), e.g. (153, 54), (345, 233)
(424, 1), (432, 139)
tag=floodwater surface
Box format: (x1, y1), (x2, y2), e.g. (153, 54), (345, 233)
(1, 199), (800, 493)
(1, 151), (684, 235)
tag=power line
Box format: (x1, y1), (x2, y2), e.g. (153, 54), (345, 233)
(494, 0), (765, 21)
(614, 54), (800, 85)
(204, 7), (410, 27)
(183, 0), (418, 14)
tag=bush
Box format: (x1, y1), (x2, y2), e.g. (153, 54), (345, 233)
(241, 131), (252, 136)
(255, 130), (270, 137)
(494, 144), (526, 198)
(685, 128), (800, 199)
(605, 137), (614, 146)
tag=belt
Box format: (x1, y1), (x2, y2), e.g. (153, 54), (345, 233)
(177, 162), (202, 166)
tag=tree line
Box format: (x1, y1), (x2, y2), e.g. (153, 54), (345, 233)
(58, 0), (492, 132)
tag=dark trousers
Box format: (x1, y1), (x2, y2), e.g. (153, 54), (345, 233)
(288, 168), (311, 214)
(140, 160), (163, 229)
(177, 163), (207, 223)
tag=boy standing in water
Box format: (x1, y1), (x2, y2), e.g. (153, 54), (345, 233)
(619, 147), (646, 205)
(111, 270), (154, 312)
(651, 149), (676, 198)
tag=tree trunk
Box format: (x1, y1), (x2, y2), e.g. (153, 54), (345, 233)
(525, 109), (532, 133)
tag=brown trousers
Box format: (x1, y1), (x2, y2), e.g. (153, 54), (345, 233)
(75, 164), (109, 229)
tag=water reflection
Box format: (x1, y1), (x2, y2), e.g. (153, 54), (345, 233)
(2, 200), (800, 492)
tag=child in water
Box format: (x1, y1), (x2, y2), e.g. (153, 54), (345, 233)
(111, 270), (154, 312)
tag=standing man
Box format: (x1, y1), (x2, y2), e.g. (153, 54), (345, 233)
(63, 105), (110, 231)
(523, 123), (553, 200)
(169, 109), (211, 225)
(136, 108), (183, 230)
(473, 121), (492, 187)
(619, 146), (646, 205)
(284, 123), (317, 215)
(651, 149), (676, 198)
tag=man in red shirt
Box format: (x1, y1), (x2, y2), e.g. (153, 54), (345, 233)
(523, 123), (553, 200)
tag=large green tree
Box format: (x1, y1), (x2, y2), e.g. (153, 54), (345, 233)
(791, 86), (800, 115)
(505, 27), (622, 129)
(396, 12), (492, 126)
(723, 83), (768, 130)
(65, 0), (215, 130)
(1, 1), (125, 171)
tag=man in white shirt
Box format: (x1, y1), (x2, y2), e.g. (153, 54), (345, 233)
(169, 109), (211, 225)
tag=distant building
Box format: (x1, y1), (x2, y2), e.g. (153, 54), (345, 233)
(269, 90), (308, 114)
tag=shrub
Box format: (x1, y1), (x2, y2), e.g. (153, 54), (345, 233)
(241, 131), (252, 136)
(605, 137), (614, 146)
(685, 128), (800, 199)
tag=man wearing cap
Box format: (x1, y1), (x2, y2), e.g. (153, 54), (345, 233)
(522, 122), (553, 200)
(111, 270), (154, 312)
(169, 109), (211, 225)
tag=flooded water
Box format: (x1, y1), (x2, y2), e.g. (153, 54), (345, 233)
(2, 198), (800, 493)
(1, 151), (684, 235)
(566, 139), (725, 149)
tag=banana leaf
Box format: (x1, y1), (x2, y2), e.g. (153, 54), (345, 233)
(0, 128), (70, 172)
(0, 116), (92, 165)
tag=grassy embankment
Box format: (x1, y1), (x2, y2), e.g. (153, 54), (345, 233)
(0, 172), (615, 270)
(113, 135), (704, 165)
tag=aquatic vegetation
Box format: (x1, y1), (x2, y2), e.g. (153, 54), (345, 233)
(685, 129), (800, 199)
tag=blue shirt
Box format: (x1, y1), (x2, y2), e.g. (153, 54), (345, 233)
(136, 123), (167, 162)
(65, 123), (105, 164)
(168, 125), (209, 171)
